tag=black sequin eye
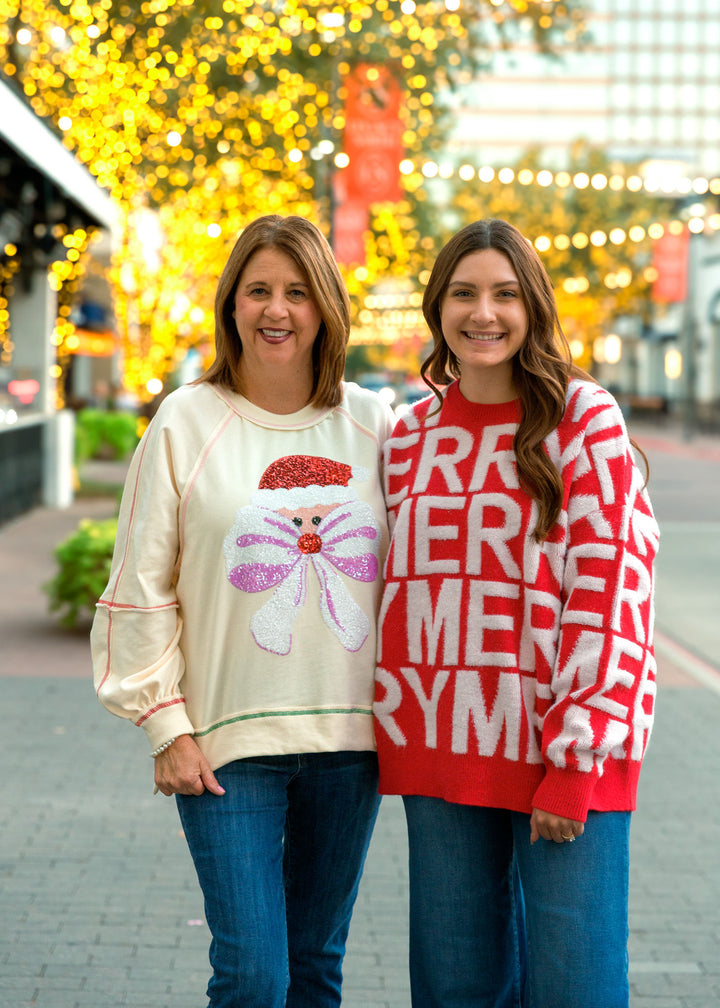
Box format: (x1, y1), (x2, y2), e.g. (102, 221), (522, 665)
(312, 515), (322, 526)
(292, 517), (302, 527)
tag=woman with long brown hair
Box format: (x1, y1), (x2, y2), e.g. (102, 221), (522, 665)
(374, 218), (659, 1007)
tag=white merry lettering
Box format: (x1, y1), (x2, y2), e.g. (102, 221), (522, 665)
(414, 497), (464, 574)
(465, 493), (522, 578)
(407, 578), (462, 665)
(375, 665), (542, 764)
(401, 667), (450, 749)
(412, 426), (474, 494)
(465, 580), (519, 666)
(467, 423), (519, 491)
(374, 665), (406, 745)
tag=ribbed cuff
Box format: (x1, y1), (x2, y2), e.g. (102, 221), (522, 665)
(531, 767), (598, 822)
(137, 698), (195, 750)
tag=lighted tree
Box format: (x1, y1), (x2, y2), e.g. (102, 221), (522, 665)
(442, 142), (678, 367)
(0, 0), (587, 398)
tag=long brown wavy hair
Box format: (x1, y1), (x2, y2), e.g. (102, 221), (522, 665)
(421, 218), (591, 542)
(196, 215), (350, 408)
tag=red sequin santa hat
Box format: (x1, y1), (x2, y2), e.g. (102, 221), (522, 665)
(251, 455), (369, 510)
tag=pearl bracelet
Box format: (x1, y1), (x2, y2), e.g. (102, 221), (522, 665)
(150, 737), (176, 758)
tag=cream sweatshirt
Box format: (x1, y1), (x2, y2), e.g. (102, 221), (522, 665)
(91, 380), (395, 770)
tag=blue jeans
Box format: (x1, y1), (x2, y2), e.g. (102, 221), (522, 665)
(403, 797), (630, 1008)
(176, 751), (380, 1008)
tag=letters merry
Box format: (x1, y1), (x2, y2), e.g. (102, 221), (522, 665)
(375, 663), (544, 762)
(375, 639), (655, 767)
(386, 422), (519, 510)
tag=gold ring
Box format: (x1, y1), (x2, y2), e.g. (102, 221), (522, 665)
(561, 833), (574, 841)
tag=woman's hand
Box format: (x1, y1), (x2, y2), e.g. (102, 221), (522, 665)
(530, 807), (584, 845)
(153, 734), (226, 797)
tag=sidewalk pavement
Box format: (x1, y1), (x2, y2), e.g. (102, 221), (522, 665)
(2, 429), (720, 1008)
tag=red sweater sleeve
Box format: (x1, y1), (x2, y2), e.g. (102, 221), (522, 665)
(531, 393), (658, 820)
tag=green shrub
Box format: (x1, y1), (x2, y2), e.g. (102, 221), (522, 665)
(74, 417), (99, 469)
(44, 517), (118, 627)
(75, 409), (139, 467)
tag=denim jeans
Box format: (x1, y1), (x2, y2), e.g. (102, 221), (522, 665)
(403, 797), (631, 1008)
(176, 751), (380, 1008)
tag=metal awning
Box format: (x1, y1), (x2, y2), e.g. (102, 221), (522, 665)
(0, 77), (117, 231)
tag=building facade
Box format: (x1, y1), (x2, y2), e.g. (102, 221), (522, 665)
(450, 0), (719, 179)
(0, 77), (116, 524)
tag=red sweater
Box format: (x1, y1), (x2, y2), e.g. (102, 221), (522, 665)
(374, 380), (659, 821)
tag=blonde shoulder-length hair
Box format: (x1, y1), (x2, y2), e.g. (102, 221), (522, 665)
(196, 214), (350, 409)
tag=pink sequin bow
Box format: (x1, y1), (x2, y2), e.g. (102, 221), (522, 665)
(223, 499), (380, 655)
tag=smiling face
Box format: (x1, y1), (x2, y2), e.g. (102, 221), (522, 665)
(233, 246), (323, 402)
(440, 247), (529, 403)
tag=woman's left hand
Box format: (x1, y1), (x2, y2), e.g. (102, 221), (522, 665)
(153, 734), (226, 797)
(530, 807), (584, 845)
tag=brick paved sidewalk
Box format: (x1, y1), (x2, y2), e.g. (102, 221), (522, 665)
(1, 672), (718, 1008)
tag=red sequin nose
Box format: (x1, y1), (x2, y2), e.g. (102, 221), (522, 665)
(297, 533), (322, 555)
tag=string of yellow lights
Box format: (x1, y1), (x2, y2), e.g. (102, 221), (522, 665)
(401, 159), (720, 198)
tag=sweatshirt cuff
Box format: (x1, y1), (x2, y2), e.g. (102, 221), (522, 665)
(137, 698), (195, 751)
(532, 766), (598, 823)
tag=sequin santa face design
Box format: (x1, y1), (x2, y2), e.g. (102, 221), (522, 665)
(223, 455), (380, 656)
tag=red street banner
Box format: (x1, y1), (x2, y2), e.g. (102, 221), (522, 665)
(333, 63), (404, 265)
(652, 230), (689, 303)
(332, 172), (368, 266)
(342, 63), (404, 205)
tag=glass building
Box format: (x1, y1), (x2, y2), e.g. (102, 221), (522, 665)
(450, 0), (720, 178)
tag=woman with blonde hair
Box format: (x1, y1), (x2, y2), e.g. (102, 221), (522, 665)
(374, 218), (658, 1007)
(93, 214), (395, 1007)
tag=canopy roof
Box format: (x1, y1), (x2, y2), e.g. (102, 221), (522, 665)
(0, 77), (116, 232)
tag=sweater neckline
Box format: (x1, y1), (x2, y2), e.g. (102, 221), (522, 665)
(443, 380), (521, 423)
(211, 383), (333, 430)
